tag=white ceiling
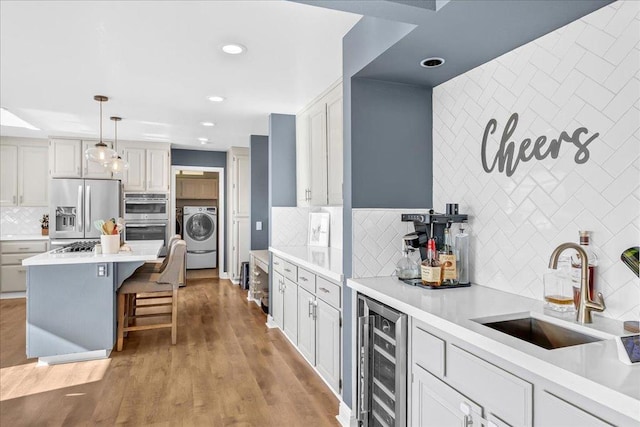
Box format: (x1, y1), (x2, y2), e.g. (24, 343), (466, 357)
(0, 1), (360, 151)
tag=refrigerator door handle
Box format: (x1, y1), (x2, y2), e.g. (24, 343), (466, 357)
(86, 185), (91, 231)
(77, 184), (83, 232)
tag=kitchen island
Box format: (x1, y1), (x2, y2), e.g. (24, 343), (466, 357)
(348, 277), (640, 426)
(22, 240), (163, 364)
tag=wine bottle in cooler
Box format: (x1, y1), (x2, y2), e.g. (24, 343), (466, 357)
(455, 227), (470, 285)
(571, 230), (597, 304)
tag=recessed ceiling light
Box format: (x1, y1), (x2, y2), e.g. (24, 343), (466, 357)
(420, 57), (445, 68)
(222, 44), (246, 55)
(201, 121), (215, 127)
(198, 137), (209, 143)
(0, 107), (39, 130)
(207, 96), (225, 103)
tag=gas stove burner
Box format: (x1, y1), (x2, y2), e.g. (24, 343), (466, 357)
(53, 240), (100, 253)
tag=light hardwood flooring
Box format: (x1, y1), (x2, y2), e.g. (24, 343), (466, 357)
(0, 278), (339, 426)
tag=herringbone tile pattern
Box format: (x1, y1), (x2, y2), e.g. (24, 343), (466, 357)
(432, 1), (640, 320)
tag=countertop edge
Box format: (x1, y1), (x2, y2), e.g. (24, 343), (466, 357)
(1, 235), (49, 241)
(22, 241), (164, 266)
(347, 278), (640, 422)
(269, 246), (343, 282)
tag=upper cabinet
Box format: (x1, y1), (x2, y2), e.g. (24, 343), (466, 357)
(117, 142), (170, 193)
(177, 178), (219, 200)
(1, 139), (48, 207)
(296, 80), (343, 206)
(49, 138), (113, 179)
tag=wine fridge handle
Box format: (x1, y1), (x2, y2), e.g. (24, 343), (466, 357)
(357, 315), (372, 424)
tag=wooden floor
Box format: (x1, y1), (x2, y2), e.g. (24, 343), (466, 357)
(0, 278), (339, 426)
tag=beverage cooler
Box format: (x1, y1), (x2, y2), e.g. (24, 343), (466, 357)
(357, 294), (408, 426)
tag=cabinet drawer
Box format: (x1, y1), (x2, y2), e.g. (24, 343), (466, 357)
(537, 391), (613, 427)
(255, 257), (269, 273)
(1, 265), (27, 292)
(1, 241), (47, 254)
(1, 253), (34, 265)
(316, 276), (340, 308)
(272, 255), (285, 274)
(413, 324), (445, 378)
(297, 267), (316, 293)
(447, 344), (532, 427)
(282, 261), (298, 282)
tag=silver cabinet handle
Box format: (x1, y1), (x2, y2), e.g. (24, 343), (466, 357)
(319, 287), (330, 293)
(19, 195), (23, 204)
(12, 195), (16, 204)
(284, 268), (291, 273)
(312, 300), (317, 320)
(77, 166), (80, 176)
(18, 247), (29, 250)
(17, 268), (26, 273)
(308, 299), (313, 317)
(300, 277), (308, 282)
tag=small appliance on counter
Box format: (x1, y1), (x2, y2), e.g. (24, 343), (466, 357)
(400, 204), (469, 289)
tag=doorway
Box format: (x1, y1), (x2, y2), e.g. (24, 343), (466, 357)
(170, 166), (226, 279)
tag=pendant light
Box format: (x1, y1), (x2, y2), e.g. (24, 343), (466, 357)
(108, 116), (129, 173)
(85, 95), (116, 165)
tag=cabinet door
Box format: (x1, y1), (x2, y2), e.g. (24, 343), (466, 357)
(296, 111), (311, 207)
(0, 145), (18, 206)
(50, 139), (82, 178)
(326, 84), (343, 206)
(308, 102), (328, 206)
(283, 278), (298, 344)
(233, 154), (250, 216)
(536, 391), (613, 427)
(147, 149), (169, 192)
(297, 288), (316, 364)
(18, 146), (48, 206)
(316, 299), (340, 392)
(81, 140), (112, 178)
(412, 365), (483, 427)
(1, 265), (27, 292)
(272, 272), (284, 329)
(121, 147), (146, 191)
(234, 216), (250, 280)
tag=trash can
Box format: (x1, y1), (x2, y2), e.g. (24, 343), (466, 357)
(240, 261), (250, 290)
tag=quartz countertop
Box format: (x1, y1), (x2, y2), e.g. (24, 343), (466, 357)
(269, 246), (343, 282)
(250, 250), (269, 266)
(348, 277), (640, 421)
(1, 234), (49, 241)
(23, 240), (164, 266)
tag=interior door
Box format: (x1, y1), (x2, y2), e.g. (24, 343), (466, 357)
(85, 180), (121, 239)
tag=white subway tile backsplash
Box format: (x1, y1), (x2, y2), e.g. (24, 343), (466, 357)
(271, 206), (343, 249)
(1, 207), (48, 236)
(432, 2), (640, 321)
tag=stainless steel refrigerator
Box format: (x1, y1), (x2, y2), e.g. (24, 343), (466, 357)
(49, 179), (121, 247)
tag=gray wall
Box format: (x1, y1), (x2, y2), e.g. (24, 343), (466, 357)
(351, 78), (433, 208)
(171, 148), (228, 271)
(268, 114), (297, 209)
(250, 135), (269, 250)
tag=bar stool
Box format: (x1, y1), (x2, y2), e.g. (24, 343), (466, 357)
(116, 240), (186, 351)
(139, 234), (182, 274)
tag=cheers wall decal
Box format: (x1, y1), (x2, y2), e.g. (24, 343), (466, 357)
(481, 112), (599, 177)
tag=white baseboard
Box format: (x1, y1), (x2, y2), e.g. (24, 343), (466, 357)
(37, 349), (110, 366)
(336, 401), (357, 427)
(219, 272), (229, 279)
(265, 315), (278, 329)
(0, 291), (26, 299)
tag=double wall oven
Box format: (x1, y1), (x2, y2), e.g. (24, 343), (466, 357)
(358, 294), (408, 427)
(123, 193), (169, 244)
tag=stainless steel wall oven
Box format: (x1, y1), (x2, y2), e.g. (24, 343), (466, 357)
(357, 294), (408, 427)
(123, 193), (168, 221)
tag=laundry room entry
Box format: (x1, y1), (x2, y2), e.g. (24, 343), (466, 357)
(175, 171), (219, 273)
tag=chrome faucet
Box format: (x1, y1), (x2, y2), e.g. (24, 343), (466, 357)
(549, 242), (605, 323)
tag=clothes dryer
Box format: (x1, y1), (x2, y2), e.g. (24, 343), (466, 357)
(183, 206), (217, 269)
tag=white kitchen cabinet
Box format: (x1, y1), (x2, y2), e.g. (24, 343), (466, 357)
(81, 140), (113, 179)
(0, 145), (18, 206)
(272, 271), (285, 329)
(296, 79), (343, 206)
(283, 278), (298, 344)
(297, 287), (316, 363)
(228, 147), (250, 280)
(536, 391), (613, 427)
(1, 142), (48, 207)
(1, 240), (48, 292)
(315, 298), (341, 391)
(117, 142), (170, 192)
(412, 364), (484, 427)
(50, 139), (82, 178)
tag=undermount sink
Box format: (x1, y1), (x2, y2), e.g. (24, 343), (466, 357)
(477, 315), (603, 350)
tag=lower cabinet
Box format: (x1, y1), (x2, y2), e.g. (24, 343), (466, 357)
(315, 299), (340, 391)
(272, 271), (284, 329)
(283, 278), (298, 344)
(298, 287), (316, 363)
(1, 240), (48, 293)
(537, 391), (613, 427)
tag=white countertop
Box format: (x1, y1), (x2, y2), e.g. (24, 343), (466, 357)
(269, 246), (343, 282)
(250, 250), (270, 266)
(348, 277), (640, 421)
(1, 234), (49, 241)
(22, 240), (164, 266)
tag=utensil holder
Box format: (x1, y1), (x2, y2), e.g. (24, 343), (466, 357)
(101, 234), (120, 254)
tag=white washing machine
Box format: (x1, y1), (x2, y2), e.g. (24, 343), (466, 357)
(184, 206), (217, 269)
